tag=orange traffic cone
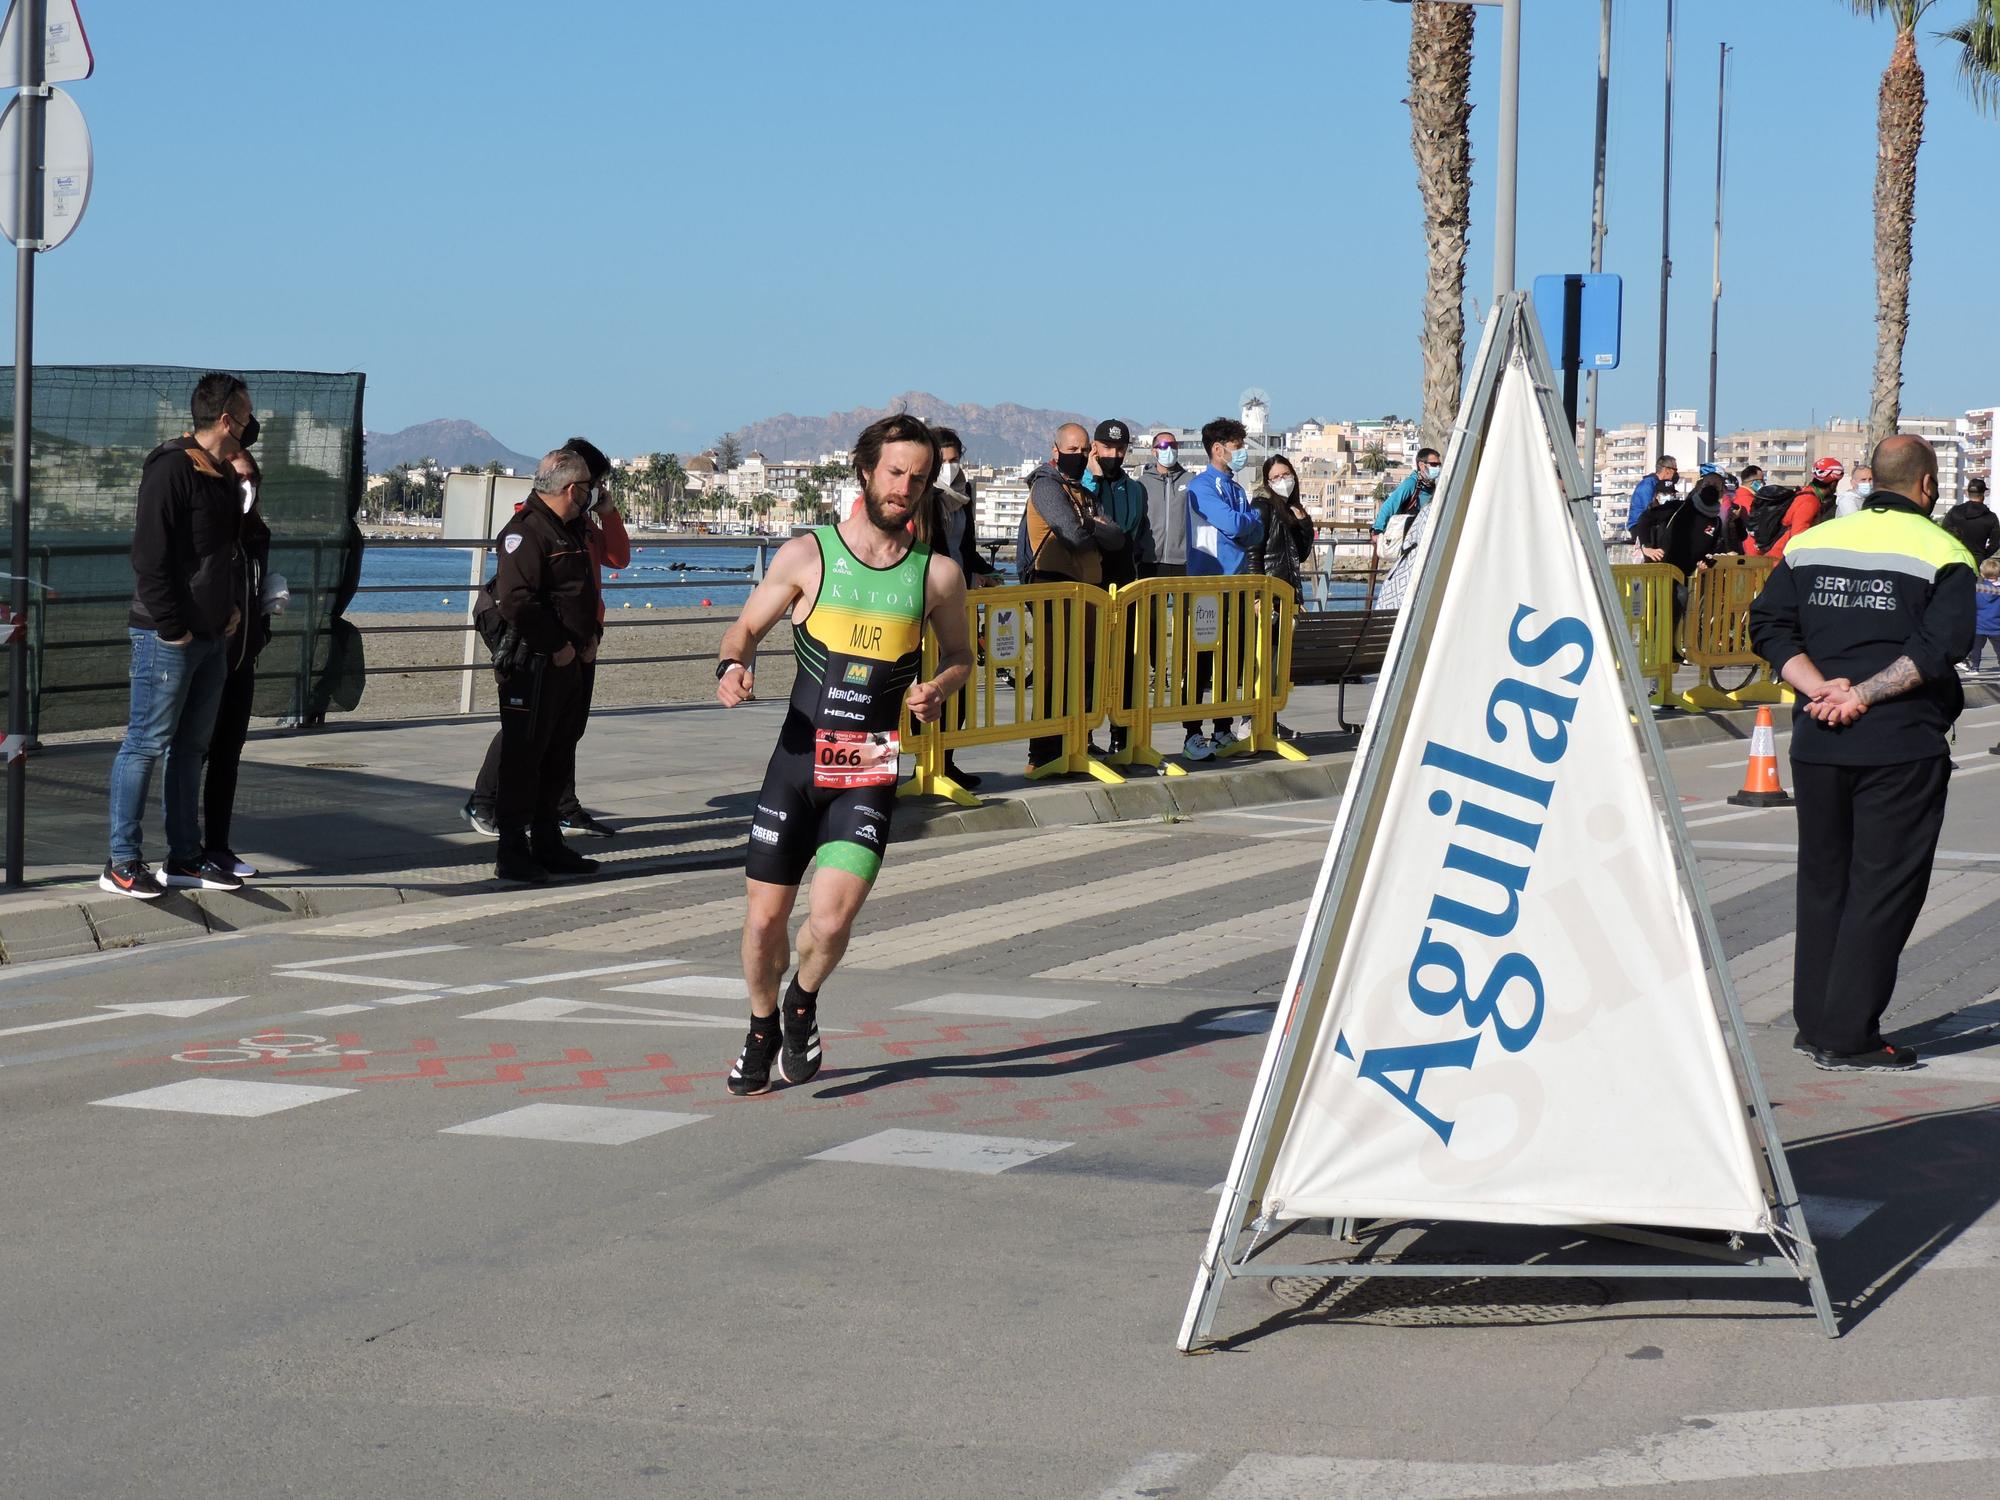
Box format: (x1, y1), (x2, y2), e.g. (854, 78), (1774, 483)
(1727, 705), (1792, 807)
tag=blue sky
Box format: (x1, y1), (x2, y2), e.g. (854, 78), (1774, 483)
(14, 0), (1999, 455)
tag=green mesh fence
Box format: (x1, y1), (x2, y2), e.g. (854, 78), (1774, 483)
(0, 365), (366, 734)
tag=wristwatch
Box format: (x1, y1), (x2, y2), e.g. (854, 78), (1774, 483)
(716, 658), (745, 680)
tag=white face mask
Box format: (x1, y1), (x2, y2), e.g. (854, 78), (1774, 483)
(1270, 475), (1296, 498)
(937, 461), (959, 487)
(1855, 481), (1875, 498)
(239, 478), (257, 514)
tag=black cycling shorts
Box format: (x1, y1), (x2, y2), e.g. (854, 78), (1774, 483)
(744, 749), (895, 887)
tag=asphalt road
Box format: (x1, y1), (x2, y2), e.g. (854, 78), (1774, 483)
(3, 720), (1999, 1500)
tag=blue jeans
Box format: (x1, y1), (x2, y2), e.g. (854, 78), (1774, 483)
(107, 629), (228, 866)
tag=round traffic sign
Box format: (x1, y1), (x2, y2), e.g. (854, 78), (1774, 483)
(0, 84), (92, 250)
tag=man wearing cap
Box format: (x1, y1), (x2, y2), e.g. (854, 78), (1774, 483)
(1749, 457), (1842, 560)
(1082, 421), (1154, 756)
(1941, 476), (1999, 562)
(1139, 430), (1192, 577)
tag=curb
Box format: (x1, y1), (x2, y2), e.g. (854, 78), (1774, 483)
(18, 683), (1976, 967)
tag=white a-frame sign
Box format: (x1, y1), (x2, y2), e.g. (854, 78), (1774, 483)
(1179, 295), (1836, 1348)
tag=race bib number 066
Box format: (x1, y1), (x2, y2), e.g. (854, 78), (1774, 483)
(814, 729), (900, 789)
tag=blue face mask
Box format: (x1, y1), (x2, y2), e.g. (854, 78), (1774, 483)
(1228, 447), (1249, 473)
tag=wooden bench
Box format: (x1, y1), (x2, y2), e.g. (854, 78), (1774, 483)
(1290, 607), (1398, 732)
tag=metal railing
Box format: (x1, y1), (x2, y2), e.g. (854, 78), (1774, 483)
(6, 533), (795, 732)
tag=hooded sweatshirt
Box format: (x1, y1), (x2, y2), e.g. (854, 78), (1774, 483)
(1137, 460), (1192, 568)
(127, 436), (244, 640)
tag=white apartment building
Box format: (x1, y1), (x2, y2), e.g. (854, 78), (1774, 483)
(1594, 408), (1708, 530)
(1898, 416), (1966, 503)
(978, 477), (1030, 546)
(1965, 405), (1997, 490)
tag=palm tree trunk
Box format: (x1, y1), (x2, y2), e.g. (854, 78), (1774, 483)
(1409, 2), (1475, 452)
(1868, 25), (1925, 451)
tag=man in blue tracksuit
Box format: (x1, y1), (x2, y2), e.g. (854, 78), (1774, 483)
(1182, 416), (1264, 760)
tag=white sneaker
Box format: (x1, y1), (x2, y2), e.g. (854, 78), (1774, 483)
(1183, 733), (1214, 761)
(1958, 661), (1978, 677)
(1210, 725), (1240, 754)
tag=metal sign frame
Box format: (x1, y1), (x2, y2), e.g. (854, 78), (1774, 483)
(1177, 293), (1834, 1350)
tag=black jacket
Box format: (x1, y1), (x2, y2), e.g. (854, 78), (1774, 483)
(1247, 491), (1317, 590)
(492, 493), (602, 657)
(1941, 500), (2000, 563)
(127, 437), (243, 639)
(227, 503), (273, 674)
(1750, 493), (1975, 764)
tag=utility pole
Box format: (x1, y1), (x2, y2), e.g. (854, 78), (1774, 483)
(1655, 0), (1676, 460)
(8, 0), (47, 887)
(1583, 0), (1613, 502)
(1706, 42), (1730, 461)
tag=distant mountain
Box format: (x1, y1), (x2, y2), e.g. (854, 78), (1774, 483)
(727, 392), (1096, 467)
(364, 420), (537, 476)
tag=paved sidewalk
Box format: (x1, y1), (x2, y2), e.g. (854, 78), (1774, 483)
(7, 674), (1993, 967)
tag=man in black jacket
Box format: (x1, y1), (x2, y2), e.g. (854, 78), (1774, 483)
(1942, 476), (1999, 562)
(490, 452), (604, 888)
(1749, 436), (1974, 1072)
(490, 449), (605, 883)
(101, 373), (251, 899)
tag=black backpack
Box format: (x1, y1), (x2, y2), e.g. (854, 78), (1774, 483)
(1745, 485), (1800, 552)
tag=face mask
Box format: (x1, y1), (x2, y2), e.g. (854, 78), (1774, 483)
(1855, 481), (1874, 499)
(936, 461), (959, 487)
(1228, 447), (1249, 473)
(1096, 457), (1125, 484)
(1270, 475), (1296, 498)
(1419, 464), (1439, 483)
(587, 483), (605, 511)
(1055, 451), (1089, 482)
(236, 413), (260, 449)
(1156, 447), (1177, 469)
(239, 479), (257, 514)
(1749, 480), (1764, 494)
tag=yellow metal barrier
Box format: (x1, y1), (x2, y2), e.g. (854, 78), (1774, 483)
(1106, 576), (1308, 773)
(899, 582), (1122, 807)
(1679, 554), (1790, 710)
(1609, 561), (1684, 709)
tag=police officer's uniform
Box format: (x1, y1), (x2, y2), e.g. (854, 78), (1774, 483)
(491, 491), (602, 877)
(1750, 492), (1975, 1057)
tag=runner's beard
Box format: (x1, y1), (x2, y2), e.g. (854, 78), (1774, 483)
(861, 479), (916, 536)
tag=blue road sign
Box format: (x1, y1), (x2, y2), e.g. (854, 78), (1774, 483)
(1532, 273), (1622, 371)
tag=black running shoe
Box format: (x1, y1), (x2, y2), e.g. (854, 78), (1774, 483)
(161, 855), (244, 892)
(98, 859), (164, 900)
(727, 1026), (781, 1096)
(779, 998), (822, 1086)
(461, 800), (499, 838)
(559, 812), (615, 838)
(1807, 1042), (1920, 1073)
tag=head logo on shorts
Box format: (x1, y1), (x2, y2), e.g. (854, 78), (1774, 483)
(844, 662), (871, 685)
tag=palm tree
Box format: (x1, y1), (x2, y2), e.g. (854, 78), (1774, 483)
(1406, 2), (1474, 452)
(1847, 2), (2000, 448)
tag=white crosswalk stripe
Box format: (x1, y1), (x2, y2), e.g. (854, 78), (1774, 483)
(840, 840), (1324, 972)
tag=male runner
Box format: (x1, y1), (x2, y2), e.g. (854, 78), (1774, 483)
(715, 414), (973, 1095)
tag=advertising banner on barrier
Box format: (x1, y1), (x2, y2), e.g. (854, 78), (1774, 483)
(1257, 357), (1767, 1233)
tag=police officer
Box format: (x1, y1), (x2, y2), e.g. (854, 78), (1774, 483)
(1749, 435), (1975, 1072)
(490, 449), (604, 883)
